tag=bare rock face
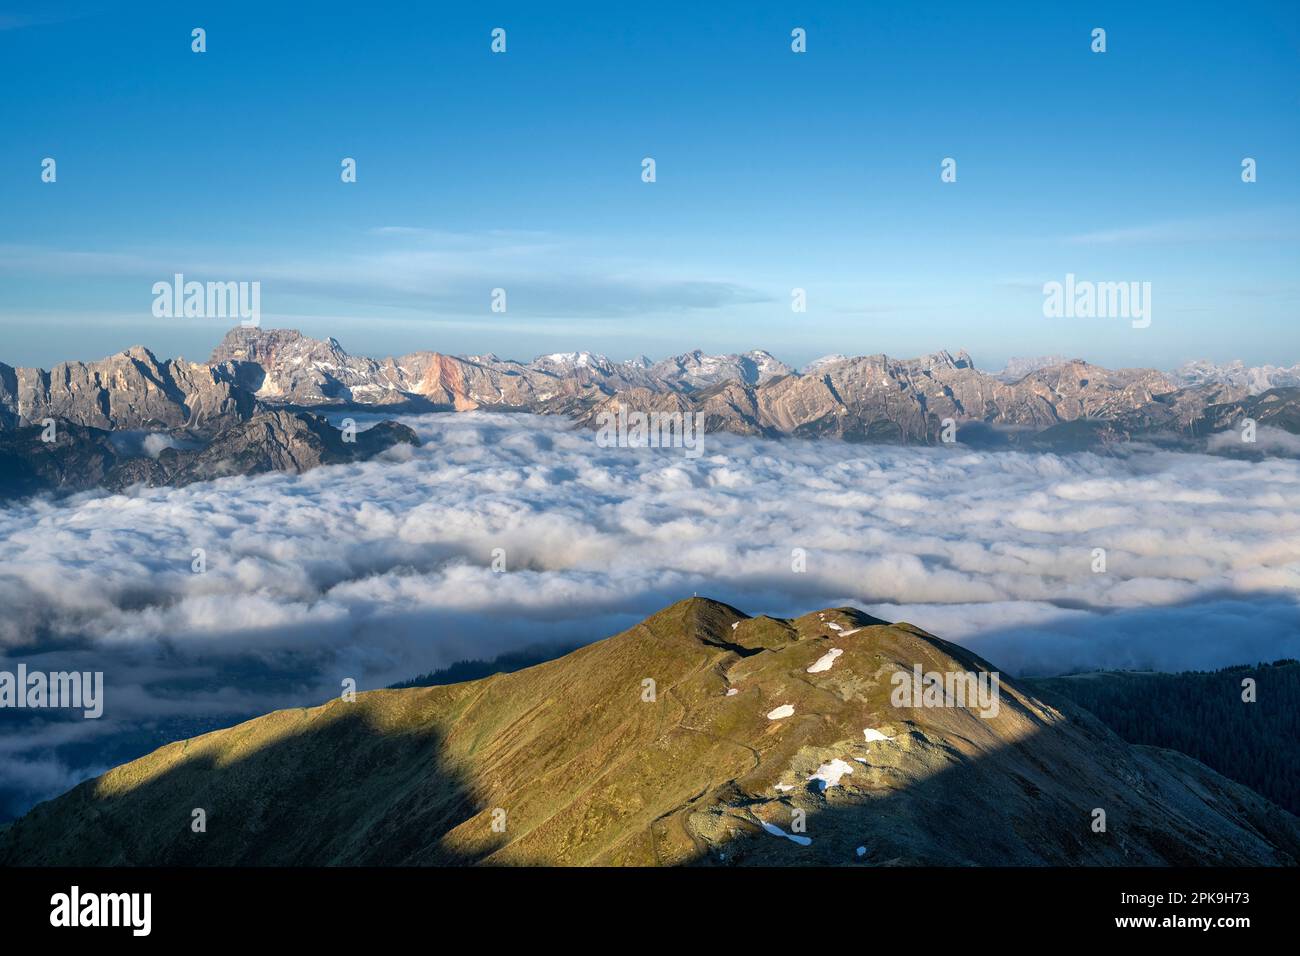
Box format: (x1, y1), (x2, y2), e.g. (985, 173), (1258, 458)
(1013, 361), (1176, 422)
(6, 347), (254, 435)
(0, 363), (18, 429)
(212, 327), (424, 407)
(208, 326), (346, 369)
(401, 351), (594, 410)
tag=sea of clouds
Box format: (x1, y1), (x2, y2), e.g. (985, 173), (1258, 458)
(1, 411), (1298, 817)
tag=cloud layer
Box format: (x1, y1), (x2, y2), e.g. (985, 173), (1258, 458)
(1, 412), (1297, 815)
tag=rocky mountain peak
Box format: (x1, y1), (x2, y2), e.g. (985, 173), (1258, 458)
(909, 349), (974, 371)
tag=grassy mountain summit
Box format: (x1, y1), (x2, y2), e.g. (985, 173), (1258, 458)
(3, 598), (1297, 866)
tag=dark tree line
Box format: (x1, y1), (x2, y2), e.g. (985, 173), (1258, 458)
(389, 643), (576, 689)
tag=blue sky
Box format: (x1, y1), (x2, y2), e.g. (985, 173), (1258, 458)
(1, 0), (1297, 370)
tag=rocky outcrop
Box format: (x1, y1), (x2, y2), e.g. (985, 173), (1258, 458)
(0, 422), (121, 498)
(103, 410), (421, 490)
(0, 410), (418, 499)
(1191, 387), (1300, 438)
(0, 363), (18, 430)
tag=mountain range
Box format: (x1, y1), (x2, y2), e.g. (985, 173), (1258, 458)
(2, 598), (1295, 866)
(1171, 359), (1300, 395)
(1, 327), (1297, 499)
(996, 356), (1300, 394)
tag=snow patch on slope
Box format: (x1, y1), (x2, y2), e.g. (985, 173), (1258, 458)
(806, 648), (843, 673)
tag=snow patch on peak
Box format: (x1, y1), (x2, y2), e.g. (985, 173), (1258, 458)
(808, 758), (855, 790)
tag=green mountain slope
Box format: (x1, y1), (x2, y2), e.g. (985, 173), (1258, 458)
(2, 598), (1297, 866)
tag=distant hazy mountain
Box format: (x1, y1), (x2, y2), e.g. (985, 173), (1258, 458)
(646, 348), (793, 389)
(992, 355), (1072, 382)
(801, 353), (850, 374)
(3, 598), (1295, 866)
(1172, 359), (1300, 395)
(992, 356), (1300, 394)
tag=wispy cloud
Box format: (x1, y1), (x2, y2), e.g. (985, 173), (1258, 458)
(1061, 211), (1300, 246)
(0, 2), (102, 32)
(0, 230), (770, 319)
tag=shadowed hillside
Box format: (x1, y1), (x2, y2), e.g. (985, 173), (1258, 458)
(2, 598), (1297, 866)
(1028, 661), (1300, 816)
